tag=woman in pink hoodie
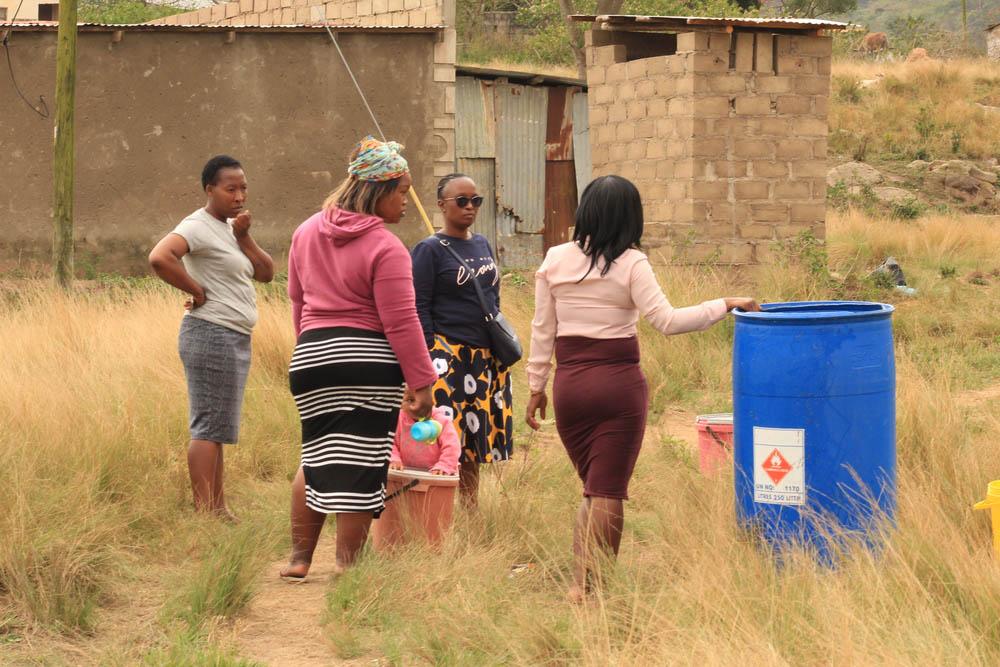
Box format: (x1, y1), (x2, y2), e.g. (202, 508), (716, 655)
(281, 137), (438, 580)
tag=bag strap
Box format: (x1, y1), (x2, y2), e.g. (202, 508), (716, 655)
(438, 238), (495, 322)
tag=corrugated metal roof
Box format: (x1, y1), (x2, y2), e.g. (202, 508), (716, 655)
(2, 21), (443, 33)
(494, 81), (547, 236)
(457, 64), (585, 89)
(571, 14), (849, 32)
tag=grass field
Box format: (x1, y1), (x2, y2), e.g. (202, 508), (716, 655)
(1, 209), (999, 665)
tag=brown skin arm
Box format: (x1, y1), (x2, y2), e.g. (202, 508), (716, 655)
(231, 210), (275, 283)
(148, 233), (206, 307)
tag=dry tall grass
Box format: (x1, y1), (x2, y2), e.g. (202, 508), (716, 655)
(1, 211), (999, 664)
(829, 58), (1000, 162)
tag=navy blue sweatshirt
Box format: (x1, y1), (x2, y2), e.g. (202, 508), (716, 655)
(411, 233), (500, 349)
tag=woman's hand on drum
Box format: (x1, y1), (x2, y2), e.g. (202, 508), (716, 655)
(724, 297), (761, 312)
(402, 384), (434, 420)
(525, 391), (548, 431)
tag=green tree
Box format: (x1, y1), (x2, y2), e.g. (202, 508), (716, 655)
(777, 0), (857, 19)
(78, 0), (186, 24)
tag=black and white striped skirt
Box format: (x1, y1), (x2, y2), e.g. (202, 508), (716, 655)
(289, 327), (404, 516)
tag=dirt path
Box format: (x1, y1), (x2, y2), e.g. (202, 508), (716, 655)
(957, 383), (1000, 410)
(229, 538), (347, 666)
(657, 408), (701, 450)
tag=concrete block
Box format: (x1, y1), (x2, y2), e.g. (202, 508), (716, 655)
(593, 85), (615, 105)
(813, 95), (829, 117)
(713, 161), (747, 178)
(817, 56), (832, 75)
(756, 76), (792, 94)
(813, 138), (827, 158)
(589, 106), (608, 125)
(796, 76), (830, 95)
(776, 139), (813, 159)
(734, 180), (770, 199)
(587, 66), (606, 86)
(677, 31), (711, 52)
(637, 161), (658, 180)
(596, 125), (616, 144)
(774, 180), (812, 199)
(718, 243), (754, 264)
(374, 0), (388, 11)
(735, 96), (773, 115)
(636, 79), (657, 99)
(776, 95), (811, 114)
(753, 117), (790, 135)
(790, 203), (826, 222)
(405, 0), (420, 9)
(627, 59), (648, 78)
(635, 119), (655, 139)
(409, 8), (427, 24)
(792, 160), (828, 178)
(733, 139), (772, 159)
(735, 33), (754, 72)
(668, 97), (693, 116)
(739, 224), (776, 240)
(711, 75), (750, 94)
(225, 2), (239, 18)
(627, 141), (647, 160)
(610, 143), (628, 162)
(691, 138), (727, 157)
(646, 56), (670, 75)
(607, 62), (628, 83)
(616, 123), (636, 141)
(609, 103), (627, 122)
(792, 117), (828, 136)
(776, 224), (813, 237)
(750, 203), (789, 222)
(755, 34), (774, 74)
(240, 0), (252, 13)
(295, 6), (310, 21)
(752, 160), (788, 178)
(777, 55), (816, 75)
(656, 159), (676, 179)
(655, 77), (677, 98)
(646, 141), (667, 159)
(618, 82), (636, 101)
(357, 0), (373, 16)
(623, 95), (648, 118)
(594, 45), (627, 66)
(690, 181), (729, 199)
(695, 96), (732, 117)
(647, 98), (668, 118)
(691, 52), (730, 73)
(708, 32), (732, 53)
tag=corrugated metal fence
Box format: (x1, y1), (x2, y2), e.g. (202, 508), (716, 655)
(455, 74), (590, 268)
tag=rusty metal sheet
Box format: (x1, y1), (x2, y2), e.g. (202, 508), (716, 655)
(456, 157), (497, 254)
(572, 91), (591, 202)
(494, 81), (547, 235)
(455, 77), (496, 159)
(544, 161), (577, 250)
(546, 87), (576, 161)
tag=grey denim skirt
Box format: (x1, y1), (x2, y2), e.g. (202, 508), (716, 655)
(178, 315), (252, 444)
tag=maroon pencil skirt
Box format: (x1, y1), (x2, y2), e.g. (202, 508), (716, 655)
(552, 336), (649, 500)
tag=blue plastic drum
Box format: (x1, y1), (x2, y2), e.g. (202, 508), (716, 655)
(732, 302), (896, 557)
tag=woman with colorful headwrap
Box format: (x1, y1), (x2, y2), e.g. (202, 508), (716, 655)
(281, 137), (437, 580)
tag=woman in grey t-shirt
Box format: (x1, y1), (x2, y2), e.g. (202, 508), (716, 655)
(148, 155), (274, 520)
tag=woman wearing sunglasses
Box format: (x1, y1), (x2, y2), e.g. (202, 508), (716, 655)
(410, 174), (514, 506)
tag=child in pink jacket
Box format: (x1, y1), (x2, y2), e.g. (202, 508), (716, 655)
(390, 406), (461, 475)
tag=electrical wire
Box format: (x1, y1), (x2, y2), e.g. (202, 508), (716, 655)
(323, 23), (435, 235)
(2, 0), (50, 118)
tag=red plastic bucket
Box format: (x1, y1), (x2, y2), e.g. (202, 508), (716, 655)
(696, 413), (733, 475)
(372, 467), (459, 551)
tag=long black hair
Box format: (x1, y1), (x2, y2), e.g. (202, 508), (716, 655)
(573, 175), (644, 280)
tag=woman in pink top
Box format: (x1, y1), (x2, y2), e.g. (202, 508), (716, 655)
(525, 175), (758, 602)
(281, 137), (438, 581)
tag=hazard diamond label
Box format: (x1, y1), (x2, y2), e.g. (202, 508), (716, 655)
(753, 427), (805, 506)
(762, 448), (793, 484)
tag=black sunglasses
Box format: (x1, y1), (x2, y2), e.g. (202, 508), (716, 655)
(442, 195), (484, 209)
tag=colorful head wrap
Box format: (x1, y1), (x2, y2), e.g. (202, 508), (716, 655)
(347, 136), (409, 182)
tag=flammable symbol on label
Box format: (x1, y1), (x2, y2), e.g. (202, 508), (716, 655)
(762, 448), (793, 485)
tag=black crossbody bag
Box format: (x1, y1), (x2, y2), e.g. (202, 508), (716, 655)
(438, 239), (522, 368)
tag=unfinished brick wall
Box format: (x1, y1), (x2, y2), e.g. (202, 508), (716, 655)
(586, 29), (831, 264)
(151, 0), (445, 28)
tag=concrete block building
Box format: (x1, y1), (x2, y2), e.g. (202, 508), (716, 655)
(577, 15), (845, 264)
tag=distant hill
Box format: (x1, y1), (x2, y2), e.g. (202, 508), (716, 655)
(838, 0), (1000, 50)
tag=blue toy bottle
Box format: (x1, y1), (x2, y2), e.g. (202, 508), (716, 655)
(410, 418), (443, 443)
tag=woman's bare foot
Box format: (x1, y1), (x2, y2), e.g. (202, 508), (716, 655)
(280, 560), (310, 582)
(214, 507), (240, 524)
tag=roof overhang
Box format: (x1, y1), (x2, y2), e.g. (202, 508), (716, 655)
(456, 64), (585, 89)
(571, 14), (849, 36)
(1, 22), (444, 34)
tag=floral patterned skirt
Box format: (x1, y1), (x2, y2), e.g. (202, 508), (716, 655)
(429, 334), (513, 464)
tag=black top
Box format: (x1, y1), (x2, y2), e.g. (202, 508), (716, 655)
(411, 233), (500, 348)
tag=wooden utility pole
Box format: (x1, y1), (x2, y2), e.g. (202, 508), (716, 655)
(53, 0), (77, 288)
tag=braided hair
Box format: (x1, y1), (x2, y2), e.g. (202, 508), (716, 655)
(436, 173), (470, 199)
